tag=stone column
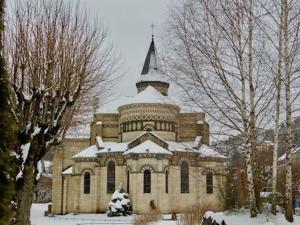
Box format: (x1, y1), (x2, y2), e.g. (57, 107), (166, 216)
(51, 146), (63, 214)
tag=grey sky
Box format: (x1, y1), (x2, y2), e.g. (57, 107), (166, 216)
(80, 0), (175, 96)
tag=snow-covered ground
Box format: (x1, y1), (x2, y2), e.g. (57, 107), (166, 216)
(31, 204), (174, 225)
(31, 204), (134, 225)
(202, 209), (300, 225)
(31, 204), (300, 225)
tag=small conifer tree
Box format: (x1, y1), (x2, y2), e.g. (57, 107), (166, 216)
(107, 184), (132, 217)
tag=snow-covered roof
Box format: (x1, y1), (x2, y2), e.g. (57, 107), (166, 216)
(97, 142), (129, 154)
(123, 140), (172, 155)
(72, 145), (98, 158)
(166, 141), (225, 158)
(72, 136), (225, 159)
(62, 166), (73, 175)
(97, 96), (133, 113)
(119, 86), (176, 107)
(96, 136), (103, 147)
(278, 145), (300, 161)
(199, 145), (226, 158)
(128, 131), (165, 145)
(137, 69), (168, 83)
(166, 141), (198, 152)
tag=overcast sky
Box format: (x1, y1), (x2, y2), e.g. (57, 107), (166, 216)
(79, 0), (176, 96)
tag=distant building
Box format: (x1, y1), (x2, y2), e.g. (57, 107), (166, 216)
(278, 145), (300, 209)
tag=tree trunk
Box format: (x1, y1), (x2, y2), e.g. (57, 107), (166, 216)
(15, 162), (35, 225)
(15, 137), (43, 225)
(282, 0), (294, 222)
(246, 141), (257, 217)
(272, 24), (283, 215)
(284, 79), (294, 222)
(247, 0), (257, 217)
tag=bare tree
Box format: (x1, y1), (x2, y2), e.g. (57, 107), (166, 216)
(282, 0), (295, 221)
(164, 0), (279, 217)
(4, 1), (119, 224)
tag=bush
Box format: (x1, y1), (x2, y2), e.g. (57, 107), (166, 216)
(177, 203), (213, 225)
(133, 210), (161, 225)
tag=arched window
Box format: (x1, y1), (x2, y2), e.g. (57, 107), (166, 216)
(107, 161), (115, 193)
(84, 172), (90, 194)
(206, 172), (213, 194)
(127, 170), (130, 193)
(144, 169), (151, 193)
(181, 162), (189, 193)
(165, 171), (168, 193)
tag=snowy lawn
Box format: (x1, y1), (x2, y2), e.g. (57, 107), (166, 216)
(200, 209), (300, 225)
(31, 204), (175, 225)
(31, 204), (134, 225)
(31, 204), (300, 225)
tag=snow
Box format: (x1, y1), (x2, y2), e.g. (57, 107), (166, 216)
(123, 140), (172, 155)
(194, 136), (202, 146)
(97, 142), (129, 154)
(118, 86), (176, 107)
(278, 145), (300, 161)
(260, 192), (272, 198)
(197, 210), (300, 225)
(97, 96), (133, 113)
(199, 145), (227, 158)
(73, 134), (223, 159)
(197, 120), (204, 124)
(31, 204), (134, 225)
(166, 141), (198, 152)
(72, 142), (129, 158)
(62, 166), (73, 175)
(16, 142), (31, 180)
(72, 145), (98, 158)
(20, 142), (31, 162)
(137, 69), (167, 83)
(32, 126), (41, 137)
(30, 204), (300, 225)
(107, 185), (132, 217)
(96, 136), (103, 147)
(96, 121), (103, 125)
(36, 161), (43, 180)
(128, 131), (165, 144)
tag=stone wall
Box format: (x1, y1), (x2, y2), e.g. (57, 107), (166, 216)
(178, 113), (209, 143)
(52, 138), (90, 214)
(56, 154), (225, 214)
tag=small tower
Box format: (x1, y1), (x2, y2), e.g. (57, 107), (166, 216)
(136, 36), (169, 96)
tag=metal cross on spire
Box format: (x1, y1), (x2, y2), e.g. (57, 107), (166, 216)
(150, 23), (155, 38)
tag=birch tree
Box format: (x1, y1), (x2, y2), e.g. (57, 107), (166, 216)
(282, 0), (295, 221)
(165, 0), (276, 217)
(4, 1), (118, 224)
(257, 0), (284, 215)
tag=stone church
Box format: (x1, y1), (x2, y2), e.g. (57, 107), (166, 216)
(52, 37), (226, 214)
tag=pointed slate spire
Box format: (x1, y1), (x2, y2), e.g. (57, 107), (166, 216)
(141, 36), (159, 75)
(136, 35), (169, 96)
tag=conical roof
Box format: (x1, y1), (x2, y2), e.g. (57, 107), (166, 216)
(138, 37), (167, 81)
(141, 37), (159, 74)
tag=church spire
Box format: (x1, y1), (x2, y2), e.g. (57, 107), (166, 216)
(136, 35), (169, 96)
(141, 36), (159, 75)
